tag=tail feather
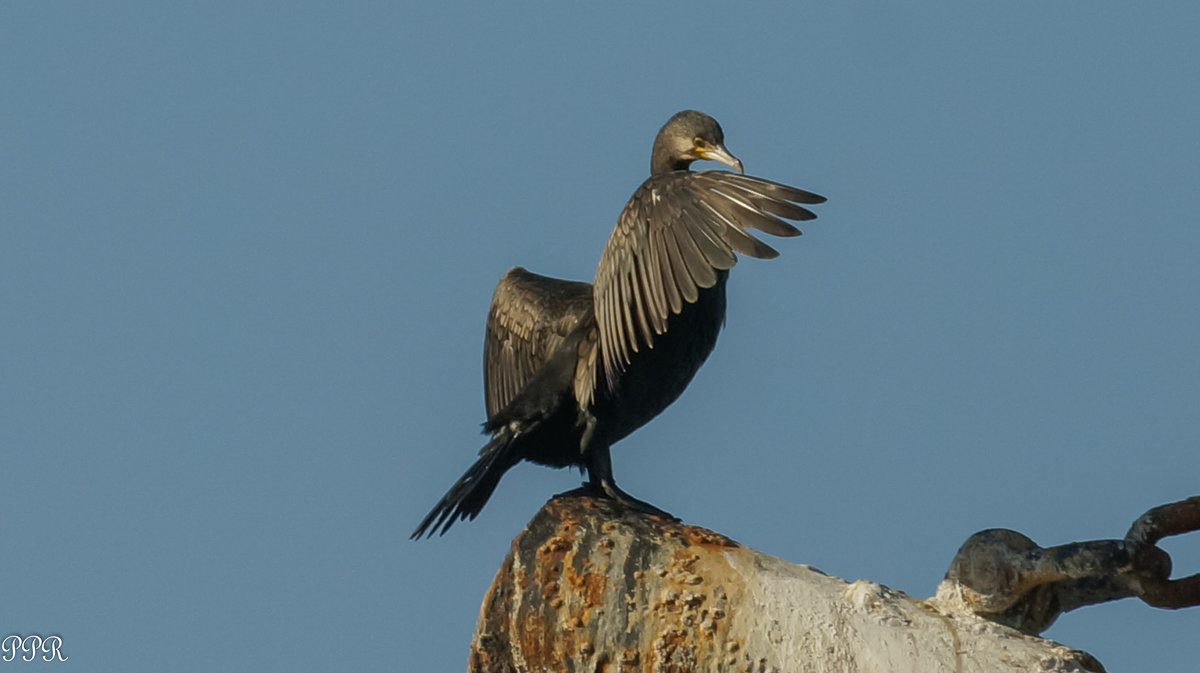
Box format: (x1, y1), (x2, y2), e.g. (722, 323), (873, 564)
(411, 429), (518, 539)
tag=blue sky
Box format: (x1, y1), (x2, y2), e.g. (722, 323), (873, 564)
(3, 3), (1198, 671)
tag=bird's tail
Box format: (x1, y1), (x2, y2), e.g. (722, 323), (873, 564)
(411, 428), (519, 539)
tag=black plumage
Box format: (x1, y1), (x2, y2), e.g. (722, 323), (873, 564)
(412, 110), (826, 538)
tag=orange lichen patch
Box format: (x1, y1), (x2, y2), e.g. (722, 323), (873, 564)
(618, 647), (640, 673)
(671, 549), (700, 570)
(538, 535), (573, 558)
(681, 525), (739, 550)
(536, 561), (569, 599)
(571, 571), (608, 608)
(535, 534), (573, 600)
(516, 611), (559, 666)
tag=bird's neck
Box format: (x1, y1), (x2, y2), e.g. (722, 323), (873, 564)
(650, 147), (693, 176)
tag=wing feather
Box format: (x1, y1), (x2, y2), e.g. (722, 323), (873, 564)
(699, 198), (781, 259)
(680, 198), (738, 270)
(634, 238), (666, 336)
(662, 222), (699, 303)
(716, 172), (827, 206)
(708, 186), (803, 238)
(643, 226), (669, 332)
(655, 223), (684, 315)
(671, 217), (718, 288)
(593, 171), (825, 388)
(483, 267), (593, 419)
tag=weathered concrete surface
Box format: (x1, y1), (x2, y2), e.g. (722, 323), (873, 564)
(469, 492), (1104, 673)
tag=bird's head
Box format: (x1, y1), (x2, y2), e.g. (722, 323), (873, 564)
(651, 110), (744, 176)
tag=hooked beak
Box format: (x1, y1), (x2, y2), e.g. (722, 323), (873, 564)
(698, 143), (744, 174)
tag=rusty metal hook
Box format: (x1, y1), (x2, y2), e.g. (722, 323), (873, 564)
(941, 495), (1200, 634)
(1124, 495), (1200, 609)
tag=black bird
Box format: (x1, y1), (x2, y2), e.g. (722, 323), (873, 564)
(412, 110), (825, 538)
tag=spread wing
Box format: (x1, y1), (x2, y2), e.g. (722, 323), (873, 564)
(593, 170), (825, 389)
(483, 267), (594, 420)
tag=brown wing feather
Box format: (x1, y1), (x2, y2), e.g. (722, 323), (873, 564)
(483, 267), (593, 419)
(593, 171), (826, 390)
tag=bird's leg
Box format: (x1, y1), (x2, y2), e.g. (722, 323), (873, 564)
(584, 439), (678, 521)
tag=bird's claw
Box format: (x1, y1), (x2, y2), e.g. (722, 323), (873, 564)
(594, 479), (679, 521)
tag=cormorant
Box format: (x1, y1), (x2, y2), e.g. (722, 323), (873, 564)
(412, 110), (826, 538)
